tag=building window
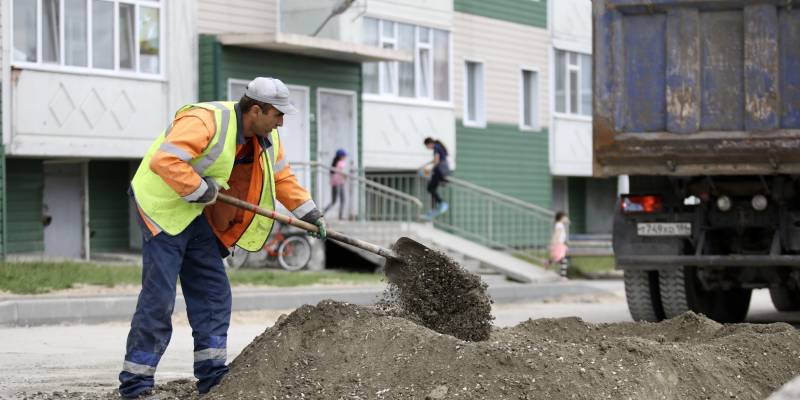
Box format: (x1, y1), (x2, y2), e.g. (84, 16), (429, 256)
(65, 0), (88, 67)
(555, 49), (591, 116)
(362, 17), (450, 102)
(228, 79), (249, 101)
(464, 61), (484, 127)
(521, 69), (539, 131)
(433, 29), (449, 101)
(12, 0), (163, 77)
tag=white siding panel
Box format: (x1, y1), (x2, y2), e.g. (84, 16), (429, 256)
(366, 0), (453, 29)
(549, 0), (593, 176)
(198, 0), (277, 34)
(0, 0), (4, 73)
(550, 116), (592, 176)
(453, 12), (549, 127)
(363, 100), (455, 170)
(168, 0), (198, 111)
(11, 70), (166, 158)
(552, 0), (592, 52)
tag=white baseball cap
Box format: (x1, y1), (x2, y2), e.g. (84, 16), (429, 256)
(245, 77), (298, 115)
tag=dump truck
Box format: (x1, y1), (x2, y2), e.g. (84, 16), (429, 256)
(593, 0), (800, 322)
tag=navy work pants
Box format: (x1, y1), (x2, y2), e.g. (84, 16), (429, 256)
(119, 216), (231, 398)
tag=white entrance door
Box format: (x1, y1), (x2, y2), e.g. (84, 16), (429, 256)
(317, 89), (357, 219)
(43, 162), (86, 259)
(281, 85), (311, 188)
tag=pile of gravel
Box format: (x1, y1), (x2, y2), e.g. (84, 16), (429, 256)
(196, 301), (800, 400)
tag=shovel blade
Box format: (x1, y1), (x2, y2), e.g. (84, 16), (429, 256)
(383, 237), (432, 283)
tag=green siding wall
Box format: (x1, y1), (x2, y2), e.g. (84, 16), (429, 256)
(455, 0), (547, 28)
(199, 35), (221, 101)
(455, 121), (551, 207)
(199, 36), (363, 165)
(89, 161), (130, 252)
(449, 122), (551, 246)
(7, 159), (44, 253)
(568, 177), (587, 235)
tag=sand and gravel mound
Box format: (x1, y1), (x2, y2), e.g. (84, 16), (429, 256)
(21, 300), (800, 400)
(194, 301), (800, 400)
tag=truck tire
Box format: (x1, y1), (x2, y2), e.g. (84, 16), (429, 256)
(769, 287), (800, 312)
(659, 267), (751, 323)
(624, 270), (665, 322)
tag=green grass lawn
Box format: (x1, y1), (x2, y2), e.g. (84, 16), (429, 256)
(568, 256), (616, 277)
(0, 262), (383, 295)
(515, 253), (616, 278)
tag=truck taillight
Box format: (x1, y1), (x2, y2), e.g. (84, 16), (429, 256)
(621, 195), (663, 214)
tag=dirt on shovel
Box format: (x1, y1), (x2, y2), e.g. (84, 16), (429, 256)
(379, 237), (494, 342)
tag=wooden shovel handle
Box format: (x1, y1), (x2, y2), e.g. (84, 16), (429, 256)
(216, 193), (398, 261)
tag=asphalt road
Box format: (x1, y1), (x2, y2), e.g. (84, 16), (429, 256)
(2, 282), (799, 398)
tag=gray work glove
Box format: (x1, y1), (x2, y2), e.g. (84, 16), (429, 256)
(187, 177), (219, 205)
(301, 209), (327, 240)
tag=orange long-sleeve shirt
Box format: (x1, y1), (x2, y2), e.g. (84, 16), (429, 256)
(136, 105), (316, 244)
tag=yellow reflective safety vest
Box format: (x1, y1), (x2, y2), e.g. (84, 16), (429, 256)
(131, 101), (278, 251)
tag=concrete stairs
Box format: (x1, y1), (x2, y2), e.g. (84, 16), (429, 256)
(326, 220), (558, 283)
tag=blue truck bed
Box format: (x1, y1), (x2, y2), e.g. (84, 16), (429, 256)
(593, 0), (800, 176)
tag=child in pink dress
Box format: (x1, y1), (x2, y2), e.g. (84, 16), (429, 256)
(324, 149), (347, 219)
(548, 211), (570, 279)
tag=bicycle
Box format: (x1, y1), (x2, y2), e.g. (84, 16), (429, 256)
(225, 223), (313, 271)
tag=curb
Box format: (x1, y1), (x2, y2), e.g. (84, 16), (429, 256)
(0, 282), (613, 327)
(578, 270), (624, 280)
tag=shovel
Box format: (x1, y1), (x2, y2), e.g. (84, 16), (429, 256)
(217, 193), (494, 342)
(216, 193), (427, 281)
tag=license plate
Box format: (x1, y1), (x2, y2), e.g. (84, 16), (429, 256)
(637, 222), (692, 237)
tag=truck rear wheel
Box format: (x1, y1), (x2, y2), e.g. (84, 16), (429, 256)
(659, 267), (751, 323)
(624, 270), (665, 322)
(769, 287), (800, 312)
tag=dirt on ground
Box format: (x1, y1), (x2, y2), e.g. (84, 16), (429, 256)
(17, 300), (800, 400)
(208, 302), (800, 400)
(13, 250), (800, 400)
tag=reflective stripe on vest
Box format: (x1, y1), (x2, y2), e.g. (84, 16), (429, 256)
(131, 102), (245, 236)
(191, 102), (231, 175)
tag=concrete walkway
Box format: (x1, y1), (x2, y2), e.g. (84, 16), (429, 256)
(0, 280), (622, 327)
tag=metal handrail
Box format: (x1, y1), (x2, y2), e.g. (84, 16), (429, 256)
(291, 161), (423, 208)
(446, 176), (554, 217)
(365, 171), (554, 262)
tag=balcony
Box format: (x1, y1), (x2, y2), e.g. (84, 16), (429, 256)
(218, 0), (410, 63)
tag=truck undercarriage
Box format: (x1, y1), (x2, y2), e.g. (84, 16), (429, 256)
(616, 175), (800, 322)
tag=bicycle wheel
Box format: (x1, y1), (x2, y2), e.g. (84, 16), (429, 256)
(277, 235), (312, 271)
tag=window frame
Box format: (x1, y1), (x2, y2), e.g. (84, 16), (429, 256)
(11, 0), (165, 81)
(378, 19), (398, 96)
(228, 78), (250, 102)
(519, 66), (540, 132)
(415, 27), (433, 100)
(463, 59), (485, 128)
(362, 16), (452, 106)
(554, 48), (591, 119)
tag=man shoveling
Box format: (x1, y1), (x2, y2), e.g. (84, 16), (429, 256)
(119, 77), (326, 398)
